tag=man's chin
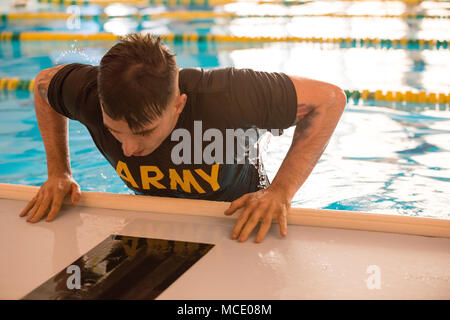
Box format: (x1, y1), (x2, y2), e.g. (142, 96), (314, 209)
(136, 151), (151, 157)
(132, 150), (151, 157)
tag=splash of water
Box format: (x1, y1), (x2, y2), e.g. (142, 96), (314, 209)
(254, 129), (275, 189)
(241, 127), (278, 190)
(55, 40), (97, 65)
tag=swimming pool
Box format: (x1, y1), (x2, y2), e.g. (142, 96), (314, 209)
(0, 0), (449, 219)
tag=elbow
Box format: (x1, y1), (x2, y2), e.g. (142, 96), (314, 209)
(330, 86), (347, 114)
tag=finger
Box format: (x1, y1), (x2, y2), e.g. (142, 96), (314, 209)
(46, 194), (65, 222)
(26, 194), (43, 222)
(231, 201), (259, 240)
(224, 194), (250, 216)
(19, 196), (37, 217)
(239, 205), (271, 242)
(71, 183), (81, 205)
(277, 208), (288, 237)
(255, 210), (274, 243)
(28, 195), (52, 223)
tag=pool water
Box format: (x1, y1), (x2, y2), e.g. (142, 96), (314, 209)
(0, 1), (449, 219)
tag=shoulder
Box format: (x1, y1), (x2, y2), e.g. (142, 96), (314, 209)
(48, 63), (98, 81)
(51, 63), (98, 99)
(45, 63), (100, 124)
(59, 63), (98, 85)
(47, 63), (98, 94)
(35, 64), (69, 104)
(179, 66), (240, 94)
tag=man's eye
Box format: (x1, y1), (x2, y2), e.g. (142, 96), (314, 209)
(138, 131), (151, 137)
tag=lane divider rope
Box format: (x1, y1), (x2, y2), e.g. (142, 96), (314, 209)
(0, 32), (448, 50)
(344, 89), (450, 104)
(34, 0), (444, 6)
(0, 77), (448, 105)
(2, 12), (449, 20)
(35, 0), (279, 6)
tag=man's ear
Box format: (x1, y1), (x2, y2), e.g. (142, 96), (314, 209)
(174, 93), (187, 115)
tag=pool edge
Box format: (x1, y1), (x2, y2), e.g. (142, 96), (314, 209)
(1, 182), (449, 239)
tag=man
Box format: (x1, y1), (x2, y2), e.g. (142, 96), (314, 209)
(19, 33), (346, 243)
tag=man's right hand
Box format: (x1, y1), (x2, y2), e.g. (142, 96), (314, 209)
(19, 174), (81, 223)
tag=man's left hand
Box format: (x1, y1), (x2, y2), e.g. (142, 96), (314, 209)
(224, 186), (291, 243)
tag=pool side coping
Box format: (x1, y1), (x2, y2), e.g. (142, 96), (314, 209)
(1, 182), (449, 239)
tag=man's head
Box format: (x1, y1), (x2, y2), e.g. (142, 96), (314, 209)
(98, 33), (187, 157)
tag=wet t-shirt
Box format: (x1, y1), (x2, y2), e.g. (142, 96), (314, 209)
(47, 63), (297, 201)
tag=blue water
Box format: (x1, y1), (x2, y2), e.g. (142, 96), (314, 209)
(0, 1), (449, 219)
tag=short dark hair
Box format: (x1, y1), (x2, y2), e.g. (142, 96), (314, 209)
(98, 33), (178, 131)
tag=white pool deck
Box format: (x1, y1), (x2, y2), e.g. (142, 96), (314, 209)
(0, 183), (449, 300)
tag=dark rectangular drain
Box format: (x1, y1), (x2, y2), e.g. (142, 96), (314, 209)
(22, 235), (214, 300)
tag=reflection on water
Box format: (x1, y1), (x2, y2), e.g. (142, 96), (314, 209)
(263, 104), (450, 218)
(22, 235), (214, 300)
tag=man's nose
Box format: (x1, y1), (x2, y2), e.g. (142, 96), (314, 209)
(122, 139), (140, 157)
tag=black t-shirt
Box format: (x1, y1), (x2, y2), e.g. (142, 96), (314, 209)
(47, 63), (297, 201)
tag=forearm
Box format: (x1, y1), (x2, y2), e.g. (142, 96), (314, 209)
(224, 78), (347, 243)
(269, 92), (346, 201)
(34, 66), (71, 177)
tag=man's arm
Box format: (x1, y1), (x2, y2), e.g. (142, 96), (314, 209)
(19, 65), (81, 223)
(224, 75), (346, 243)
(34, 64), (72, 176)
(269, 75), (347, 201)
